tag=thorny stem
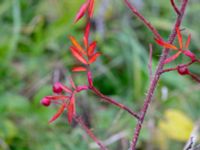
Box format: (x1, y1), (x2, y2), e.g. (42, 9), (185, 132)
(170, 0), (181, 15)
(124, 0), (162, 39)
(127, 0), (189, 149)
(74, 115), (107, 150)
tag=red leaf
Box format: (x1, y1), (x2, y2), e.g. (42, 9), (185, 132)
(88, 0), (95, 18)
(69, 36), (87, 55)
(70, 46), (88, 64)
(72, 66), (87, 72)
(155, 38), (178, 50)
(182, 50), (196, 60)
(176, 27), (183, 49)
(48, 103), (66, 124)
(83, 23), (91, 47)
(88, 41), (96, 56)
(74, 3), (88, 23)
(164, 51), (181, 64)
(89, 52), (101, 64)
(67, 94), (76, 124)
(185, 34), (191, 49)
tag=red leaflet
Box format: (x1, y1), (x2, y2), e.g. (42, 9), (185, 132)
(48, 103), (66, 124)
(83, 22), (91, 47)
(185, 34), (191, 49)
(88, 0), (95, 18)
(164, 51), (181, 64)
(72, 66), (87, 72)
(89, 52), (101, 64)
(69, 36), (87, 55)
(176, 27), (183, 49)
(88, 41), (96, 56)
(156, 28), (195, 64)
(67, 94), (76, 124)
(182, 50), (196, 61)
(155, 38), (178, 50)
(70, 46), (88, 64)
(74, 3), (88, 23)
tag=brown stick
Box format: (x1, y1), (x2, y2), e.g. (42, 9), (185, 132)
(170, 0), (181, 15)
(124, 0), (162, 39)
(74, 115), (107, 150)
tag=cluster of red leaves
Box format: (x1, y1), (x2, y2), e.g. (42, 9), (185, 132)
(155, 27), (196, 64)
(40, 0), (98, 124)
(155, 27), (200, 82)
(70, 0), (101, 72)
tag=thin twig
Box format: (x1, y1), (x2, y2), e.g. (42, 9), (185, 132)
(128, 0), (189, 149)
(90, 86), (140, 120)
(74, 83), (140, 119)
(161, 67), (177, 74)
(170, 0), (181, 15)
(124, 0), (162, 39)
(74, 115), (107, 150)
(160, 60), (197, 74)
(188, 73), (200, 83)
(196, 59), (200, 63)
(148, 44), (153, 81)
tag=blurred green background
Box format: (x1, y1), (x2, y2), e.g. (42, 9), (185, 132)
(0, 0), (200, 150)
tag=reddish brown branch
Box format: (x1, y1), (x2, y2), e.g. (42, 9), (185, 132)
(196, 59), (200, 63)
(90, 86), (140, 120)
(74, 115), (107, 150)
(170, 0), (181, 15)
(128, 0), (189, 149)
(73, 82), (140, 120)
(161, 67), (177, 74)
(124, 0), (162, 39)
(189, 73), (200, 83)
(161, 60), (197, 74)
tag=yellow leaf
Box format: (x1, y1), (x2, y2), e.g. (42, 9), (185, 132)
(158, 109), (193, 141)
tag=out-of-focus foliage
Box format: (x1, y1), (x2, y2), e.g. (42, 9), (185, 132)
(0, 0), (200, 150)
(158, 109), (194, 141)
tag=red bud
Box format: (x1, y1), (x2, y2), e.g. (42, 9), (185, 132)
(177, 64), (190, 75)
(53, 82), (63, 94)
(41, 97), (51, 107)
